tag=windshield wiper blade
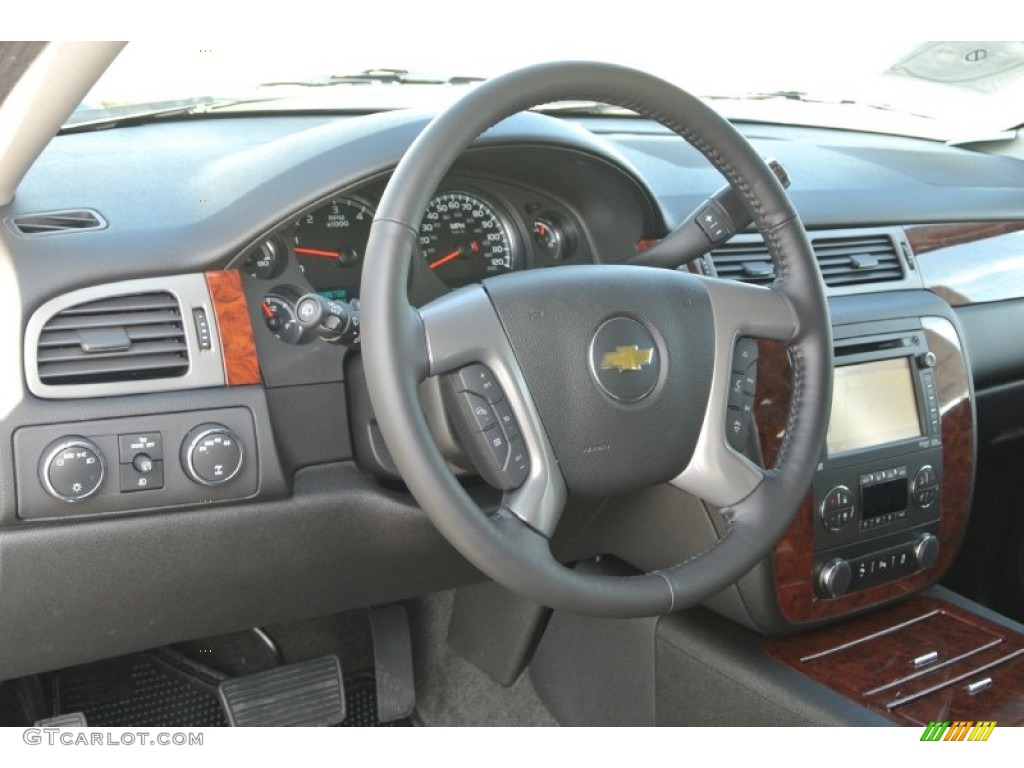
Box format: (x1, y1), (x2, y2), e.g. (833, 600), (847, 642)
(258, 69), (486, 87)
(61, 96), (277, 133)
(533, 101), (636, 117)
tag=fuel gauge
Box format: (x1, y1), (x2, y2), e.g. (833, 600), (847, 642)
(260, 292), (306, 344)
(532, 215), (572, 262)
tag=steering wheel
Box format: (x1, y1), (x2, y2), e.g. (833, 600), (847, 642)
(361, 62), (832, 618)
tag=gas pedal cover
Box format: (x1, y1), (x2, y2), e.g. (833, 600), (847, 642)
(370, 605), (416, 723)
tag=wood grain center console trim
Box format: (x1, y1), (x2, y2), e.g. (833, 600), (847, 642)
(765, 596), (1024, 725)
(761, 316), (973, 623)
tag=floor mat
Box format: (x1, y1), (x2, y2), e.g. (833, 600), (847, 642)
(52, 651), (227, 727)
(52, 654), (413, 727)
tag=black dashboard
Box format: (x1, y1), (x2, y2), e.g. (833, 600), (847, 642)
(2, 104), (1024, 680)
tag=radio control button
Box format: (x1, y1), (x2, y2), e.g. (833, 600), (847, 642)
(820, 485), (855, 532)
(732, 337), (758, 372)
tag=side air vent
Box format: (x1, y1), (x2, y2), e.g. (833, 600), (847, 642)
(37, 292), (189, 385)
(708, 230), (905, 289)
(9, 209), (106, 236)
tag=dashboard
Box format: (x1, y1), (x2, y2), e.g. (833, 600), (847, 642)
(2, 103), (1024, 683)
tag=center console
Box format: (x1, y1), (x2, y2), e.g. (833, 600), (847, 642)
(811, 329), (943, 600)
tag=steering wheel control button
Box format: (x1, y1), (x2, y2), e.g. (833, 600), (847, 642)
(118, 432), (163, 462)
(453, 364), (502, 403)
(120, 460), (164, 492)
(726, 407), (750, 449)
(503, 437), (530, 488)
(40, 437), (106, 502)
(732, 337), (759, 372)
(182, 424), (244, 486)
(457, 392), (497, 432)
(588, 317), (659, 403)
(492, 399), (520, 439)
(820, 485), (855, 532)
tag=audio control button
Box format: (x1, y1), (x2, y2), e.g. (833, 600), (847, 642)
(820, 485), (855, 532)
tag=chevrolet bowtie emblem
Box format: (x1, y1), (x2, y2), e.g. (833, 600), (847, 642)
(600, 345), (654, 372)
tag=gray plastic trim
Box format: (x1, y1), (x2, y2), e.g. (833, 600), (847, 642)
(670, 278), (798, 506)
(419, 284), (566, 537)
(24, 274), (226, 399)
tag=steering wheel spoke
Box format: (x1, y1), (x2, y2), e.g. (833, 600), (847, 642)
(670, 278), (797, 507)
(419, 286), (567, 537)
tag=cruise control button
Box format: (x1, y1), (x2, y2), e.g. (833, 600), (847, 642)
(503, 437), (530, 488)
(492, 399), (520, 438)
(458, 392), (497, 432)
(453, 365), (502, 403)
(474, 426), (509, 472)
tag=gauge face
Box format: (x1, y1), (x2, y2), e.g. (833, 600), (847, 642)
(292, 197), (373, 301)
(243, 239), (285, 279)
(419, 192), (517, 287)
(260, 294), (304, 344)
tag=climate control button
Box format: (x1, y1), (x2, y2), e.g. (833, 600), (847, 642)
(182, 424), (244, 486)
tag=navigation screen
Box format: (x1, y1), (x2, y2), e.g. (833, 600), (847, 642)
(826, 358), (922, 455)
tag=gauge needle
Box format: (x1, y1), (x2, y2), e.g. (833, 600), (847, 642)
(260, 301), (274, 318)
(429, 248), (462, 270)
(294, 247), (341, 259)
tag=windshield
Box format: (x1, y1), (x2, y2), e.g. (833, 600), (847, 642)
(71, 38), (1024, 141)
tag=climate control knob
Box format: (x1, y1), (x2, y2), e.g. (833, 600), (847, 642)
(40, 437), (106, 502)
(181, 424), (244, 486)
(816, 557), (853, 599)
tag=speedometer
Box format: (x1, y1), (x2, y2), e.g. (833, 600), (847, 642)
(419, 192), (518, 287)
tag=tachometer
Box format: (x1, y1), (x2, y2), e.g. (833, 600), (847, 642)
(292, 197), (373, 301)
(419, 192), (518, 287)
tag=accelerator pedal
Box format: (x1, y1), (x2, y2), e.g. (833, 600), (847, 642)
(370, 605), (416, 722)
(218, 656), (345, 727)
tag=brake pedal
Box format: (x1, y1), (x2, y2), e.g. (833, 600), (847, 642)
(218, 656), (345, 727)
(370, 605), (416, 722)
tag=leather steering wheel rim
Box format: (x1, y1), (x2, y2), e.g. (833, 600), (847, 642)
(361, 61), (832, 618)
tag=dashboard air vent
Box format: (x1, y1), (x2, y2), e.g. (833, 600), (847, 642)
(36, 292), (190, 385)
(10, 209), (105, 235)
(708, 231), (904, 288)
(810, 233), (903, 287)
(706, 241), (775, 285)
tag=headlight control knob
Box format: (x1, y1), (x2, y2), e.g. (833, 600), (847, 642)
(181, 424), (244, 486)
(39, 436), (106, 502)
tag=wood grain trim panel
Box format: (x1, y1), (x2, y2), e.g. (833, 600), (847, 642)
(205, 270), (261, 386)
(905, 221), (1024, 255)
(764, 318), (973, 623)
(764, 596), (1024, 725)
